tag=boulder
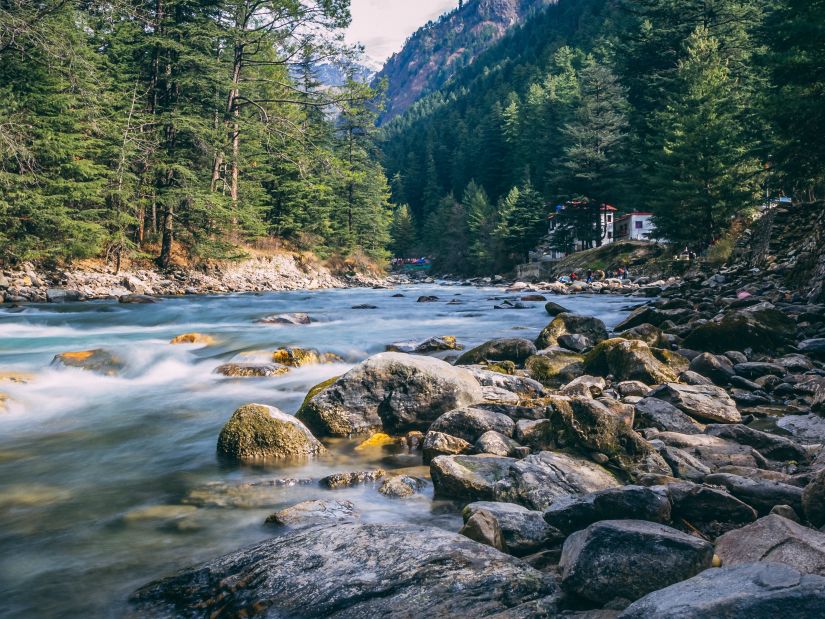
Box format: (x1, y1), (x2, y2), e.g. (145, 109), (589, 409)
(544, 486), (671, 535)
(619, 563), (825, 619)
(634, 397), (704, 434)
(257, 312), (312, 325)
(584, 338), (688, 385)
(296, 353), (484, 437)
(215, 363), (289, 378)
(716, 515), (825, 575)
(704, 424), (809, 462)
(493, 451), (620, 511)
(50, 349), (125, 376)
(463, 501), (558, 556)
(802, 468), (825, 528)
(536, 313), (609, 349)
(650, 383), (741, 424)
(704, 472), (804, 515)
(617, 323), (666, 348)
(689, 353), (735, 386)
(475, 431), (528, 458)
(119, 294), (155, 304)
(378, 476), (425, 498)
(422, 431), (472, 463)
(557, 334), (592, 353)
(467, 368), (545, 399)
(429, 407), (515, 443)
(514, 419), (555, 452)
(456, 338), (537, 366)
(798, 339), (825, 360)
(682, 308), (797, 354)
(320, 470), (385, 489)
(617, 381), (652, 398)
(545, 301), (570, 316)
(560, 520), (714, 604)
(560, 375), (606, 399)
(430, 455), (515, 501)
(657, 445), (713, 482)
(459, 509), (505, 551)
(526, 350), (585, 387)
(130, 523), (559, 617)
(666, 482), (757, 536)
(655, 432), (766, 470)
(272, 347), (342, 367)
(265, 499), (358, 527)
(217, 404), (325, 463)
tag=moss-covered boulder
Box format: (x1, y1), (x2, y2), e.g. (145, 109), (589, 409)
(50, 349), (125, 376)
(617, 324), (666, 348)
(215, 363), (289, 378)
(217, 404), (325, 463)
(456, 338), (537, 366)
(272, 348), (342, 367)
(536, 314), (609, 349)
(526, 349), (585, 387)
(682, 308), (797, 354)
(584, 338), (688, 385)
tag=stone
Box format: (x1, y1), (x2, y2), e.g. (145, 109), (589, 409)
(650, 383), (741, 424)
(802, 468), (825, 528)
(170, 333), (216, 345)
(257, 312), (312, 325)
(544, 486), (672, 535)
(704, 424), (809, 462)
(456, 338), (537, 366)
(265, 499), (358, 526)
(459, 510), (504, 551)
(545, 301), (570, 316)
(536, 313), (609, 349)
(216, 404), (325, 463)
(689, 353), (735, 386)
(378, 476), (425, 498)
(678, 370), (714, 386)
(799, 339), (825, 360)
(716, 515), (825, 575)
(429, 407), (515, 443)
(130, 523), (559, 617)
(119, 294), (155, 304)
(514, 419), (555, 452)
(50, 349), (125, 376)
(704, 472), (804, 516)
(296, 353), (484, 437)
(655, 432), (766, 471)
(617, 381), (652, 398)
(492, 451), (619, 511)
(560, 520), (714, 604)
(526, 350), (585, 387)
(464, 501), (557, 556)
(422, 431), (472, 463)
(666, 482), (757, 536)
(417, 295), (439, 302)
(430, 455), (515, 501)
(561, 375), (606, 399)
(46, 288), (81, 303)
(214, 363), (289, 378)
(734, 362), (786, 379)
(475, 431), (527, 458)
(272, 347), (341, 367)
(584, 338), (688, 385)
(682, 308), (797, 354)
(468, 368), (545, 399)
(351, 304), (378, 310)
(319, 470), (386, 489)
(619, 563), (825, 619)
(558, 333), (594, 354)
(658, 445), (713, 482)
(634, 398), (704, 434)
(617, 323), (667, 348)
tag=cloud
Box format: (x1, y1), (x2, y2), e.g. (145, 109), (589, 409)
(346, 0), (458, 61)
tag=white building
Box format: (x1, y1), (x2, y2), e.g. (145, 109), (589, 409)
(614, 212), (655, 241)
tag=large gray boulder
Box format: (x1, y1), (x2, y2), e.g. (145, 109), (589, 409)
(429, 407), (515, 443)
(456, 338), (537, 366)
(635, 397), (704, 434)
(536, 313), (609, 349)
(217, 404), (325, 463)
(583, 338), (688, 385)
(560, 520), (714, 604)
(296, 353), (484, 436)
(666, 482), (757, 536)
(704, 472), (804, 515)
(655, 432), (767, 471)
(430, 455), (515, 501)
(265, 499), (358, 527)
(619, 563), (825, 618)
(130, 523), (559, 617)
(715, 515), (825, 576)
(492, 451), (620, 511)
(704, 424), (809, 462)
(463, 502), (558, 557)
(682, 307), (797, 354)
(544, 486), (671, 535)
(650, 383), (741, 424)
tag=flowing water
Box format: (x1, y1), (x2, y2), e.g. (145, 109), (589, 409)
(0, 285), (634, 617)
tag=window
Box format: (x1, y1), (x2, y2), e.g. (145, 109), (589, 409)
(635, 221), (644, 229)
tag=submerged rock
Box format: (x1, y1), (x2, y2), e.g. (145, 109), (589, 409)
(257, 312), (312, 325)
(319, 470), (386, 490)
(130, 523), (559, 617)
(170, 333), (216, 345)
(265, 499), (358, 527)
(50, 349), (125, 376)
(214, 363), (289, 378)
(296, 353), (484, 437)
(216, 404), (325, 463)
(272, 347), (342, 367)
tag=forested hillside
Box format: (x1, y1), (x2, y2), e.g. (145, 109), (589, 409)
(0, 0), (392, 268)
(382, 0), (825, 275)
(375, 0), (555, 122)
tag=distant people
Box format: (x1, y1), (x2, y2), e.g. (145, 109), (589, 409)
(571, 272), (578, 281)
(623, 268), (630, 280)
(586, 270), (593, 283)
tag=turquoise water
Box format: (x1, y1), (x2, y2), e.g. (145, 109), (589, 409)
(0, 285), (633, 617)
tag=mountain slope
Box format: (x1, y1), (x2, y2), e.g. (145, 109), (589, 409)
(375, 0), (556, 122)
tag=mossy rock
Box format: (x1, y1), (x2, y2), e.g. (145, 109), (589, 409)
(617, 323), (666, 348)
(170, 333), (216, 345)
(51, 349), (125, 376)
(526, 350), (585, 387)
(584, 338), (688, 385)
(456, 338), (537, 366)
(682, 308), (797, 354)
(217, 404), (326, 463)
(272, 348), (342, 367)
(536, 314), (609, 349)
(215, 363), (289, 378)
(485, 361), (517, 375)
(297, 376), (340, 416)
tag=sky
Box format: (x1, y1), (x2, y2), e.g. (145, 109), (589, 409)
(346, 0), (458, 63)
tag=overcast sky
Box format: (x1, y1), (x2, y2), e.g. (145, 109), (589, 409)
(346, 0), (458, 62)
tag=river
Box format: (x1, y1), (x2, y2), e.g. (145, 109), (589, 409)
(0, 285), (633, 617)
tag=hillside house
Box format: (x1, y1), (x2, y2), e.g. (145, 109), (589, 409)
(614, 212), (656, 241)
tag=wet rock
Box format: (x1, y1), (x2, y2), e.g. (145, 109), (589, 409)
(417, 295), (439, 303)
(803, 468), (825, 528)
(272, 347), (341, 367)
(297, 353), (484, 437)
(619, 562), (825, 619)
(682, 308), (797, 354)
(464, 501), (557, 556)
(431, 454), (515, 501)
(351, 304), (378, 310)
(545, 301), (570, 316)
(492, 451), (619, 511)
(704, 424), (809, 462)
(217, 404), (325, 463)
(182, 479), (315, 508)
(170, 333), (216, 345)
(689, 353), (735, 386)
(46, 288), (82, 303)
(119, 294), (155, 304)
(319, 470), (386, 489)
(650, 383), (741, 424)
(378, 476), (425, 498)
(429, 407), (515, 443)
(468, 368), (545, 399)
(544, 486), (671, 535)
(634, 398), (704, 434)
(423, 431), (472, 463)
(526, 349), (585, 387)
(50, 349), (125, 376)
(476, 431), (528, 458)
(265, 499), (358, 526)
(456, 338), (537, 366)
(536, 313), (609, 349)
(666, 482), (757, 535)
(715, 515), (825, 575)
(257, 312), (312, 325)
(584, 339), (688, 385)
(130, 523), (559, 618)
(704, 472), (804, 515)
(560, 520), (714, 604)
(558, 334), (592, 353)
(214, 363), (289, 378)
(655, 432), (766, 470)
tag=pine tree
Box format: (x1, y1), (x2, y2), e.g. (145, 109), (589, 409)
(389, 205), (418, 258)
(463, 181), (496, 273)
(498, 181), (547, 266)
